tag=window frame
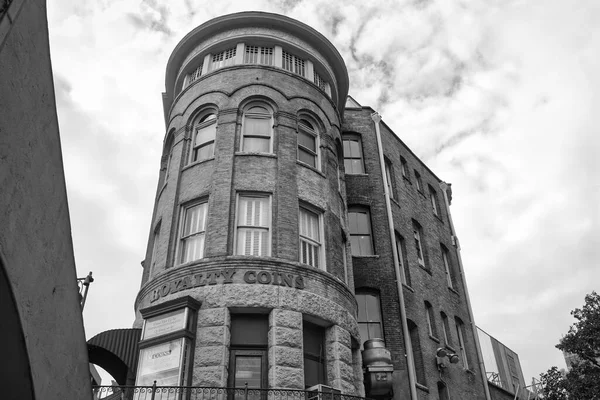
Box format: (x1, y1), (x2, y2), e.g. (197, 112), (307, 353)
(441, 312), (452, 347)
(303, 321), (327, 388)
(190, 112), (217, 163)
(441, 245), (454, 289)
(455, 317), (470, 370)
(348, 207), (374, 256)
(400, 157), (409, 180)
(384, 158), (395, 199)
(177, 201), (209, 265)
(356, 291), (384, 349)
(210, 46), (236, 71)
(240, 103), (274, 154)
(425, 301), (438, 339)
(149, 223), (161, 278)
(395, 233), (411, 287)
(244, 45), (274, 66)
(412, 220), (426, 268)
(297, 118), (320, 169)
(429, 184), (440, 216)
(235, 194), (272, 257)
(415, 170), (423, 192)
(299, 205), (324, 269)
(342, 134), (365, 174)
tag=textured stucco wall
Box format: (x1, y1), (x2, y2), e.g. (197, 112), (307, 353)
(0, 1), (92, 399)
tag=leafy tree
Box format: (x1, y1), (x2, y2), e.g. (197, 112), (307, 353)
(539, 292), (600, 399)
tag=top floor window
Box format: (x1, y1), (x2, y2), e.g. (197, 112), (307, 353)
(188, 63), (203, 85)
(314, 71), (326, 91)
(415, 170), (423, 192)
(241, 104), (273, 153)
(282, 50), (305, 76)
(385, 158), (395, 199)
(244, 46), (274, 65)
(191, 113), (217, 163)
(297, 119), (319, 168)
(401, 157), (409, 179)
(210, 47), (236, 71)
(343, 135), (365, 174)
(429, 184), (440, 216)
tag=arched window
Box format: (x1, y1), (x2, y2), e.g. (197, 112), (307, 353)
(241, 104), (273, 153)
(356, 290), (383, 349)
(297, 118), (319, 169)
(191, 112), (217, 163)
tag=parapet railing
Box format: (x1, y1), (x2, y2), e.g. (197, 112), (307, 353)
(92, 384), (370, 400)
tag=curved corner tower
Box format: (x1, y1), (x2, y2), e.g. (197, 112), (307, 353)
(134, 12), (361, 394)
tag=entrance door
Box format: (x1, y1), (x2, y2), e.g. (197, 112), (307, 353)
(229, 349), (267, 400)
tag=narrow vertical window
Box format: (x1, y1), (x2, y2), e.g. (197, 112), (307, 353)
(455, 317), (470, 370)
(149, 225), (160, 277)
(192, 113), (217, 163)
(187, 62), (203, 86)
(244, 46), (273, 65)
(412, 220), (426, 267)
(385, 159), (395, 199)
(425, 301), (438, 338)
(241, 104), (272, 153)
(408, 320), (427, 386)
(441, 312), (452, 347)
(229, 315), (269, 391)
(415, 170), (423, 192)
(342, 135), (365, 174)
(303, 322), (326, 388)
(396, 233), (411, 287)
(236, 195), (270, 256)
(313, 71), (327, 90)
(429, 185), (439, 216)
(297, 119), (319, 168)
(441, 245), (454, 288)
(282, 50), (305, 76)
(180, 202), (208, 264)
(400, 157), (409, 179)
(348, 207), (374, 256)
(356, 292), (383, 348)
(299, 206), (322, 268)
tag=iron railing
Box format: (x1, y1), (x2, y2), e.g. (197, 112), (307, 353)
(92, 384), (369, 400)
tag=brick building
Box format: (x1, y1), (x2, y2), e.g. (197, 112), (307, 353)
(91, 11), (492, 400)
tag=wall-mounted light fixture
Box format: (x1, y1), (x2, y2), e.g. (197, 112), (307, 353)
(436, 347), (459, 370)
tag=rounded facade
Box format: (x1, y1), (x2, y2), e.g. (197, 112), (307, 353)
(133, 12), (362, 394)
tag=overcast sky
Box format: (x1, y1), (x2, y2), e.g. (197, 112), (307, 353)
(47, 0), (599, 384)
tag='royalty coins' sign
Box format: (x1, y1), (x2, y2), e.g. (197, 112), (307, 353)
(150, 268), (305, 303)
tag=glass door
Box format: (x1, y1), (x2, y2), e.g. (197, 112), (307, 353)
(229, 349), (267, 400)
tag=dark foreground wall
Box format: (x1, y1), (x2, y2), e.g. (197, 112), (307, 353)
(0, 1), (92, 399)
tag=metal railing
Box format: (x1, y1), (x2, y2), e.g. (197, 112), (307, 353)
(92, 384), (369, 400)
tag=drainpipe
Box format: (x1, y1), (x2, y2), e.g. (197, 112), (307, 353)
(439, 181), (492, 400)
(371, 112), (418, 400)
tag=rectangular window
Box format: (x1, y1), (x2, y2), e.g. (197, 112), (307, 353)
(396, 233), (411, 287)
(282, 50), (305, 76)
(441, 312), (452, 347)
(236, 195), (270, 256)
(298, 120), (319, 168)
(244, 45), (274, 65)
(441, 245), (454, 288)
(313, 71), (327, 90)
(210, 47), (236, 71)
(349, 208), (374, 256)
(149, 226), (160, 277)
(303, 322), (326, 388)
(426, 302), (438, 338)
(455, 318), (470, 370)
(413, 221), (426, 267)
(401, 157), (409, 179)
(187, 63), (203, 86)
(385, 159), (395, 199)
(429, 185), (439, 216)
(180, 202), (208, 264)
(343, 135), (365, 174)
(356, 292), (383, 349)
(299, 207), (322, 268)
(415, 170), (423, 192)
(229, 315), (268, 391)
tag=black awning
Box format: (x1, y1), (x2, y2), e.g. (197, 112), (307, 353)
(87, 328), (141, 385)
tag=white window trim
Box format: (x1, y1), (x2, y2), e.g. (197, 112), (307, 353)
(234, 194), (272, 257)
(190, 114), (217, 164)
(177, 201), (208, 265)
(240, 103), (274, 154)
(298, 205), (325, 270)
(343, 135), (365, 175)
(348, 207), (374, 256)
(297, 119), (320, 170)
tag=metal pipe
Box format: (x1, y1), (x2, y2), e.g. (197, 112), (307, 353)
(371, 112), (418, 400)
(439, 181), (492, 400)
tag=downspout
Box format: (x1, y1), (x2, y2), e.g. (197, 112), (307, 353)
(371, 112), (418, 400)
(439, 181), (492, 400)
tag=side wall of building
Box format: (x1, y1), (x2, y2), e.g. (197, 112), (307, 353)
(0, 1), (92, 399)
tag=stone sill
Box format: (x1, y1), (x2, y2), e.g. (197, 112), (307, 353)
(429, 335), (440, 343)
(416, 383), (429, 393)
(296, 160), (325, 178)
(235, 152), (277, 159)
(182, 156), (215, 172)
